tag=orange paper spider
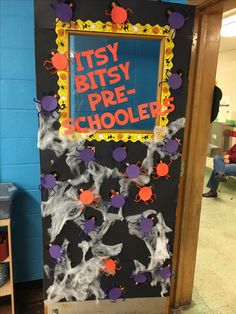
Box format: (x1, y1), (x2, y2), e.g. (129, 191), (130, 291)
(105, 1), (133, 31)
(134, 184), (157, 205)
(100, 258), (121, 277)
(152, 160), (172, 180)
(43, 51), (72, 75)
(77, 188), (101, 211)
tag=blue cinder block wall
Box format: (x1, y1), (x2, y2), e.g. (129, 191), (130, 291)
(0, 0), (42, 283)
(0, 0), (187, 283)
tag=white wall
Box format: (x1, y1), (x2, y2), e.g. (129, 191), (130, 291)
(216, 38), (236, 121)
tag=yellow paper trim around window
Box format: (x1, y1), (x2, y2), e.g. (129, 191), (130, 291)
(55, 19), (174, 142)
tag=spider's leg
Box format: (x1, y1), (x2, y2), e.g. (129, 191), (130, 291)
(127, 8), (133, 13)
(43, 60), (50, 66)
(105, 10), (111, 16)
(51, 188), (56, 196)
(153, 175), (160, 180)
(168, 159), (173, 166)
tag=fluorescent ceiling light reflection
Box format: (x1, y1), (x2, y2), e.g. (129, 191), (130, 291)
(221, 14), (236, 37)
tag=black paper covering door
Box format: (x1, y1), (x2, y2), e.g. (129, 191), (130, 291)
(34, 0), (195, 307)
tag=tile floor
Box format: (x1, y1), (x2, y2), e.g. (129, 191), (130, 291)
(177, 167), (236, 314)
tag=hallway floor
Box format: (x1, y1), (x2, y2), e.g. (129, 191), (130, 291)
(176, 168), (236, 314)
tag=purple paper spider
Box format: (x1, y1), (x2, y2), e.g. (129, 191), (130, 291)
(34, 95), (60, 118)
(48, 244), (65, 263)
(161, 137), (181, 157)
(110, 190), (126, 209)
(40, 174), (58, 196)
(160, 70), (183, 91)
(51, 1), (76, 25)
(79, 216), (99, 238)
(166, 9), (188, 37)
(131, 272), (152, 285)
(74, 146), (95, 165)
(112, 146), (127, 162)
(106, 284), (125, 303)
(168, 10), (185, 29)
(125, 161), (147, 179)
(157, 266), (173, 280)
(138, 215), (156, 237)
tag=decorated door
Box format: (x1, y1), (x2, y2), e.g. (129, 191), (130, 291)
(34, 1), (195, 313)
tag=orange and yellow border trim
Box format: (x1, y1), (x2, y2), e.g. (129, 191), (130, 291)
(55, 19), (174, 142)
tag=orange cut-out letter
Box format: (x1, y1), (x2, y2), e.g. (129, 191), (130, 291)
(115, 85), (128, 104)
(138, 103), (150, 120)
(107, 42), (119, 62)
(107, 66), (121, 85)
(101, 90), (117, 107)
(149, 101), (162, 117)
(75, 117), (88, 132)
(100, 112), (115, 129)
(119, 61), (130, 81)
(81, 49), (95, 69)
(74, 52), (84, 72)
(95, 47), (108, 66)
(74, 75), (90, 93)
(87, 114), (102, 131)
(88, 93), (102, 111)
(62, 118), (75, 134)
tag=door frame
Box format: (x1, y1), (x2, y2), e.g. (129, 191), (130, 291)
(170, 0), (235, 310)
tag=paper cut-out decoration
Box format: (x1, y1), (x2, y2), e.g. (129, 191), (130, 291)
(100, 258), (121, 277)
(79, 216), (99, 237)
(55, 2), (72, 23)
(112, 147), (127, 162)
(167, 9), (186, 30)
(125, 162), (146, 179)
(131, 272), (151, 285)
(157, 266), (173, 280)
(48, 244), (64, 263)
(160, 70), (183, 91)
(134, 185), (157, 205)
(162, 137), (181, 156)
(75, 146), (96, 165)
(107, 284), (125, 303)
(34, 95), (60, 117)
(43, 51), (71, 75)
(139, 216), (155, 236)
(77, 189), (101, 211)
(106, 1), (133, 30)
(152, 160), (172, 180)
(40, 174), (57, 196)
(110, 190), (126, 209)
